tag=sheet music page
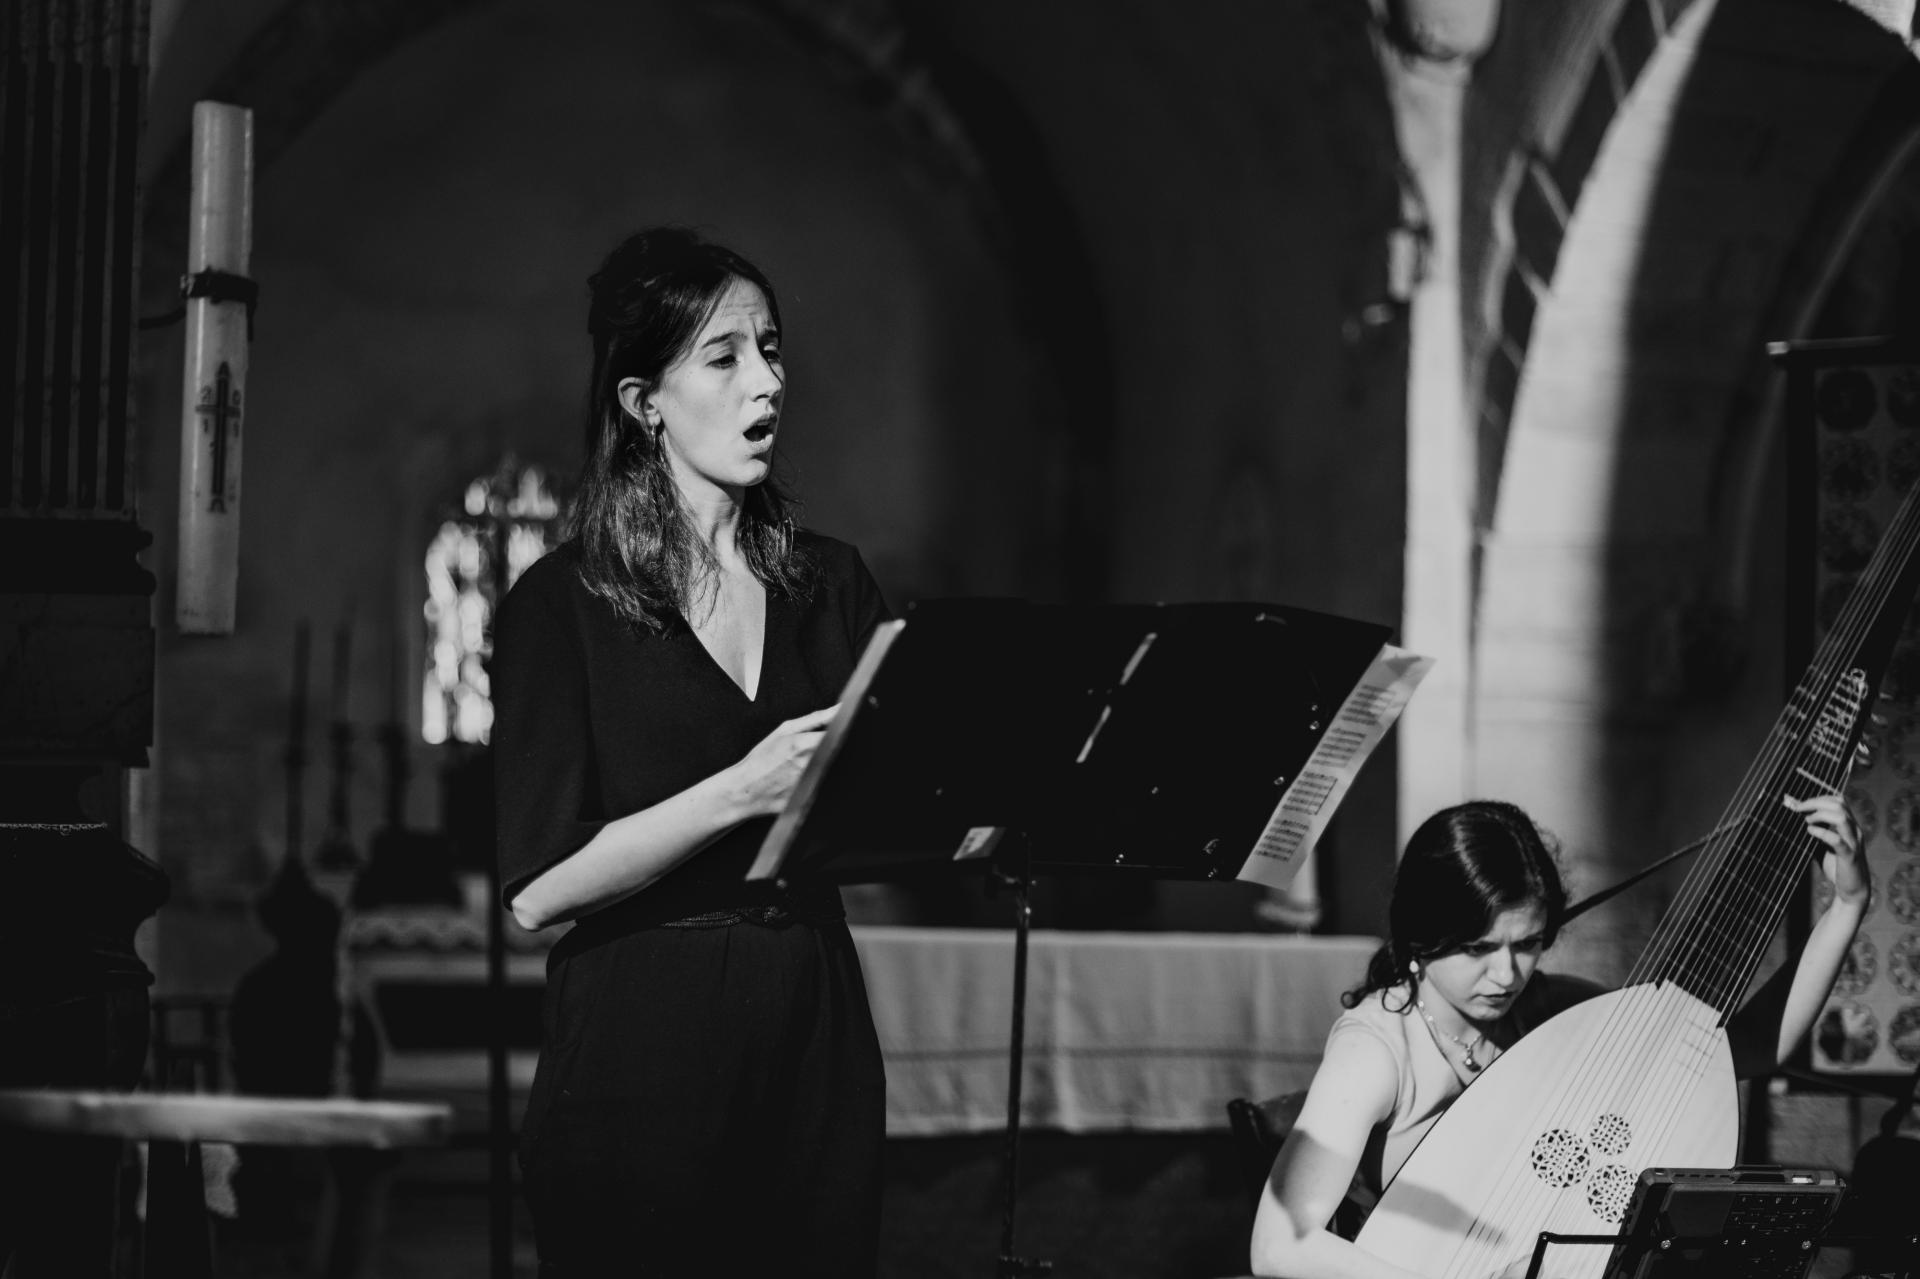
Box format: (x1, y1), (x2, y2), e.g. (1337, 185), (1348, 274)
(1236, 644), (1434, 890)
(748, 618), (907, 880)
(952, 827), (1005, 860)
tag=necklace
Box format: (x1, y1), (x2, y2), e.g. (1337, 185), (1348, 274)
(1416, 996), (1489, 1072)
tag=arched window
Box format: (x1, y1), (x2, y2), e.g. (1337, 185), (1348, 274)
(421, 458), (561, 744)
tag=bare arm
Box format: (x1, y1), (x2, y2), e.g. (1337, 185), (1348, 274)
(508, 705), (836, 931)
(1250, 1032), (1429, 1279)
(1727, 793), (1868, 1075)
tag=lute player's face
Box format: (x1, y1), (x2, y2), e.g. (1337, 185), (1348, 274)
(1422, 903), (1550, 1026)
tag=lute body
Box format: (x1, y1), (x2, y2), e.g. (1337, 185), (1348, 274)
(1355, 985), (1737, 1278)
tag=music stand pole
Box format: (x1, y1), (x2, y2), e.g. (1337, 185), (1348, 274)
(994, 836), (1052, 1278)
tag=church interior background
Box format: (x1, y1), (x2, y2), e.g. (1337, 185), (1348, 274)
(7, 0), (1920, 1274)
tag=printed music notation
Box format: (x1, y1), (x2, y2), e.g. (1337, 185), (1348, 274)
(1239, 645), (1433, 891)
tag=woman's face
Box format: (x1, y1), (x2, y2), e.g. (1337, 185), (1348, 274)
(633, 276), (784, 502)
(1420, 902), (1550, 1025)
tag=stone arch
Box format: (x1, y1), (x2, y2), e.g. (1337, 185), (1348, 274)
(1470, 0), (1920, 980)
(1464, 0), (1708, 529)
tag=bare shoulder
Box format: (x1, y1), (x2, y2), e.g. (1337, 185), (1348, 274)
(1301, 1017), (1403, 1130)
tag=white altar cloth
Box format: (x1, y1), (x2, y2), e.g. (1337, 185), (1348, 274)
(850, 927), (1377, 1136)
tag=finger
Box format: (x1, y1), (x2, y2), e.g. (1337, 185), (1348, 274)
(1804, 813), (1857, 844)
(1801, 807), (1859, 842)
(1785, 794), (1848, 823)
(780, 731), (827, 765)
(1799, 807), (1843, 831)
(784, 705), (840, 732)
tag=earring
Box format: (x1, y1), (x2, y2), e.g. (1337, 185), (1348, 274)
(1407, 957), (1422, 976)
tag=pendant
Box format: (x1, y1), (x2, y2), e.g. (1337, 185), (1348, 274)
(1462, 1048), (1482, 1072)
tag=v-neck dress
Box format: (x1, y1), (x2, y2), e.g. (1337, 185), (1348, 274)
(492, 532), (890, 1276)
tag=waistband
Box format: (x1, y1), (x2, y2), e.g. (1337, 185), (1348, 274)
(655, 900), (840, 929)
(561, 877), (846, 947)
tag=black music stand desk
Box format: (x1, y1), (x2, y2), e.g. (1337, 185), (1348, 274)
(749, 598), (1412, 1277)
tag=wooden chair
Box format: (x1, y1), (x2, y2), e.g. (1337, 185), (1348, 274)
(1225, 1090), (1307, 1206)
(0, 1088), (451, 1279)
(1227, 1089), (1374, 1243)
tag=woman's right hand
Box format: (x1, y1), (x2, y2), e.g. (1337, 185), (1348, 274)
(731, 705), (839, 817)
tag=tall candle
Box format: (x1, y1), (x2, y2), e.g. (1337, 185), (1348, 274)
(176, 101), (254, 634)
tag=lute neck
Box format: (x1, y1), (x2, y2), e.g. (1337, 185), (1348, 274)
(1628, 476), (1920, 1019)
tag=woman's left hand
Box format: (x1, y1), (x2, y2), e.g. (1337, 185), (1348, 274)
(1784, 793), (1868, 909)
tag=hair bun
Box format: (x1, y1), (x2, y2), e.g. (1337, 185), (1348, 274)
(586, 226), (713, 337)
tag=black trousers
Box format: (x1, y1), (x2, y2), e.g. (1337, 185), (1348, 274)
(521, 917), (884, 1278)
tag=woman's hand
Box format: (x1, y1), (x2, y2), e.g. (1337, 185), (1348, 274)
(1723, 792), (1871, 1071)
(730, 705), (839, 818)
(1784, 792), (1867, 910)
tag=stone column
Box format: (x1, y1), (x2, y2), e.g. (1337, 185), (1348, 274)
(1376, 0), (1503, 846)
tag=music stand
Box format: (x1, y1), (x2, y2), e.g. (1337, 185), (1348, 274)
(1517, 1166), (1916, 1279)
(750, 598), (1403, 1277)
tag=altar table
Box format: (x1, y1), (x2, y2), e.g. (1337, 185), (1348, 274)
(850, 927), (1377, 1135)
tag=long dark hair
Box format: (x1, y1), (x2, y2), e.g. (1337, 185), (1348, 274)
(1343, 800), (1569, 1011)
(567, 226), (814, 631)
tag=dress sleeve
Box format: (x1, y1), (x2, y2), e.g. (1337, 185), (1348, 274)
(491, 565), (609, 906)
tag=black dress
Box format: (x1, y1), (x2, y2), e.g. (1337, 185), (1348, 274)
(492, 533), (889, 1278)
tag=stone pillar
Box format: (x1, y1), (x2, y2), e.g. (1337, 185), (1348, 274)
(0, 6), (167, 1271)
(1377, 0), (1502, 846)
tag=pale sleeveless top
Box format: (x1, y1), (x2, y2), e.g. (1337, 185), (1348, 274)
(1326, 972), (1603, 1224)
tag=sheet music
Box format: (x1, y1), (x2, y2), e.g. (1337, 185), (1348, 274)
(1236, 644), (1433, 890)
(748, 619), (907, 880)
(952, 826), (1005, 860)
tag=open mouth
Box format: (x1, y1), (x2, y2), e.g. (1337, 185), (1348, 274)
(745, 418), (776, 444)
